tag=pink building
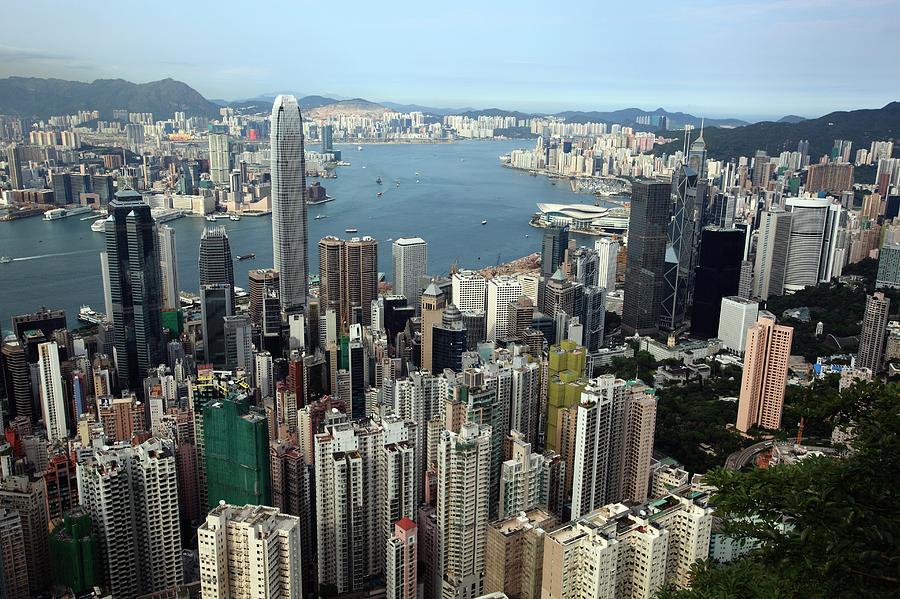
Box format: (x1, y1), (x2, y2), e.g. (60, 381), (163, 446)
(386, 517), (417, 599)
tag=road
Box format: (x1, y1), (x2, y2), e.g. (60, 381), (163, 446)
(725, 440), (774, 471)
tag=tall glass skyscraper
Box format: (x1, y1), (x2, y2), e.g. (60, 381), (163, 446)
(270, 95), (309, 314)
(104, 189), (164, 394)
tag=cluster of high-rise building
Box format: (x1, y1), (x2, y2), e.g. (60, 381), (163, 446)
(0, 91), (896, 599)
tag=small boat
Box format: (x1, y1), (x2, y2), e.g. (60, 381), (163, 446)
(415, 172), (420, 176)
(376, 192), (383, 197)
(237, 253), (256, 261)
(230, 214), (241, 221)
(205, 215), (216, 222)
(346, 228), (358, 234)
(376, 177), (382, 185)
(315, 214), (327, 220)
(357, 146), (363, 151)
(386, 238), (393, 242)
(416, 179), (420, 183)
(525, 234), (529, 238)
(0, 256), (12, 264)
(481, 220), (488, 225)
(362, 165), (366, 169)
(395, 182), (400, 187)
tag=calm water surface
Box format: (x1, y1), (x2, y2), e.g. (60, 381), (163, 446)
(0, 140), (609, 333)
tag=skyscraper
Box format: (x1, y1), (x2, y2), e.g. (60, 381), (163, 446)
(736, 312), (794, 433)
(660, 164), (704, 332)
(541, 225), (569, 277)
(783, 198), (844, 292)
(421, 282), (447, 372)
(37, 341), (67, 441)
(432, 304), (467, 374)
(0, 509), (28, 599)
(717, 296), (760, 356)
(208, 129), (230, 186)
(452, 269), (487, 313)
(622, 181), (669, 336)
(271, 95), (309, 314)
(752, 210), (792, 299)
(690, 227), (744, 339)
(856, 291), (891, 372)
(200, 284), (233, 369)
(594, 237), (619, 293)
(386, 518), (418, 599)
(0, 476), (50, 596)
(438, 422), (491, 599)
(105, 189), (164, 394)
(76, 439), (183, 597)
(223, 314), (253, 374)
(487, 275), (523, 341)
(393, 237), (428, 311)
(6, 143), (23, 190)
(579, 286), (606, 352)
(1, 340), (32, 422)
(158, 225), (179, 311)
(319, 236), (378, 329)
(199, 226), (235, 292)
(198, 503), (303, 599)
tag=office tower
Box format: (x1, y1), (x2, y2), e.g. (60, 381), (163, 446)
(660, 164), (705, 332)
(857, 292), (891, 372)
(203, 393), (270, 508)
(208, 130), (230, 186)
(256, 351), (274, 399)
(736, 313), (794, 433)
(76, 439), (182, 597)
(717, 297), (760, 356)
(594, 237), (619, 293)
(393, 237), (428, 312)
(1, 340), (31, 422)
(11, 306), (67, 343)
(158, 225), (180, 311)
(508, 296), (535, 340)
(433, 305), (467, 373)
(690, 228), (744, 339)
(249, 269), (281, 343)
(498, 432), (562, 519)
(319, 236), (378, 329)
(98, 395), (146, 442)
(200, 284), (234, 369)
(224, 315), (253, 374)
(487, 275), (523, 341)
(271, 95), (309, 313)
(199, 226), (235, 292)
(783, 198), (844, 292)
(105, 189), (164, 393)
(438, 422), (492, 599)
(580, 286), (606, 352)
(541, 225), (569, 276)
(462, 310), (487, 349)
(876, 242), (900, 289)
(0, 508), (29, 599)
(569, 246), (600, 287)
(751, 152), (773, 188)
(37, 341), (67, 441)
(421, 282), (447, 372)
(321, 123), (334, 152)
(0, 476), (50, 595)
(542, 269), (574, 320)
(484, 509), (556, 599)
(198, 503), (303, 599)
(6, 143), (22, 189)
(752, 209), (792, 299)
(315, 417), (417, 593)
(49, 508), (97, 596)
(806, 162), (854, 194)
(386, 518), (418, 599)
(622, 181), (670, 335)
(452, 269), (487, 312)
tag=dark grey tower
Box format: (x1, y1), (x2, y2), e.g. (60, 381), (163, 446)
(104, 189), (164, 394)
(541, 225), (569, 277)
(199, 226), (234, 290)
(622, 181), (669, 336)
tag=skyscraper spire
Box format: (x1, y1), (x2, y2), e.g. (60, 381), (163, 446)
(270, 95), (309, 315)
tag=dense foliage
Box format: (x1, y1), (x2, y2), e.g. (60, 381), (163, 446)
(658, 381), (900, 599)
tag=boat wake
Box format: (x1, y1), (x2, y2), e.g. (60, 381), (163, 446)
(12, 249), (98, 262)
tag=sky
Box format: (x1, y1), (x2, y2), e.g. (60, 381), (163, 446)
(1, 0), (899, 121)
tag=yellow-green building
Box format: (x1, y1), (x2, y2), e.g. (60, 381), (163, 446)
(545, 340), (587, 452)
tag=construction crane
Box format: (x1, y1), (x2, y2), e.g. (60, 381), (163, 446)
(796, 416), (805, 446)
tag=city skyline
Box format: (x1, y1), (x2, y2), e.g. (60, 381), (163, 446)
(1, 0), (899, 120)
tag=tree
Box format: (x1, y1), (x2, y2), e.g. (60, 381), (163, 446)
(658, 382), (900, 599)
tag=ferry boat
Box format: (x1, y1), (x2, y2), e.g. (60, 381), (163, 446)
(0, 256), (12, 264)
(237, 253), (256, 261)
(345, 228), (358, 234)
(91, 219), (107, 233)
(77, 305), (106, 325)
(205, 215), (217, 222)
(230, 214), (241, 221)
(44, 208), (67, 220)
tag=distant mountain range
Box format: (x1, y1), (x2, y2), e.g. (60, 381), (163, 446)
(0, 77), (895, 161)
(0, 77), (220, 119)
(656, 102), (900, 161)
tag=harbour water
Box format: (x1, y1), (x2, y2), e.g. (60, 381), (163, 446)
(0, 139), (610, 332)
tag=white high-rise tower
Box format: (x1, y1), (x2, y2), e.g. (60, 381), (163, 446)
(37, 341), (67, 442)
(392, 237), (428, 311)
(270, 95), (308, 313)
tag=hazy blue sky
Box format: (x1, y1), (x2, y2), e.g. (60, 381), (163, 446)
(2, 0), (898, 120)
